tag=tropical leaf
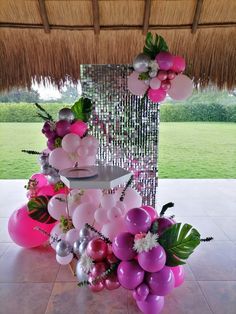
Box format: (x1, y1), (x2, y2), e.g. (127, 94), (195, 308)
(143, 32), (169, 59)
(71, 97), (93, 122)
(27, 196), (56, 224)
(159, 223), (201, 266)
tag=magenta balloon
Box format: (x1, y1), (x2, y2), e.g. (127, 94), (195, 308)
(70, 120), (88, 137)
(156, 51), (174, 71)
(168, 74), (193, 101)
(117, 260), (145, 290)
(30, 173), (48, 188)
(141, 206), (158, 221)
(112, 232), (136, 261)
(8, 205), (54, 248)
(146, 266), (175, 296)
(157, 217), (175, 235)
(148, 88), (166, 103)
(136, 294), (164, 314)
(127, 71), (149, 96)
(56, 120), (71, 137)
(125, 208), (152, 235)
(170, 265), (185, 287)
(171, 56), (186, 73)
(138, 245), (166, 272)
(133, 283), (150, 301)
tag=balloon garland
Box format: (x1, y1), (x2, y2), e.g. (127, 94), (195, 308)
(128, 32), (194, 103)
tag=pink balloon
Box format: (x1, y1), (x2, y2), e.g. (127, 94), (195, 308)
(72, 203), (96, 230)
(112, 232), (136, 261)
(168, 74), (193, 100)
(149, 78), (161, 90)
(37, 185), (56, 197)
(161, 80), (171, 91)
(81, 135), (99, 148)
(49, 148), (73, 170)
(117, 260), (145, 290)
(141, 205), (158, 221)
(133, 283), (149, 301)
(56, 120), (71, 137)
(156, 51), (174, 71)
(107, 206), (122, 221)
(101, 218), (126, 241)
(65, 228), (80, 245)
(87, 238), (108, 262)
(136, 294), (164, 314)
(94, 208), (109, 225)
(115, 187), (142, 210)
(70, 120), (88, 137)
(48, 193), (67, 220)
(8, 205), (54, 248)
(88, 276), (105, 292)
(146, 266), (175, 296)
(171, 56), (186, 73)
(138, 245), (166, 272)
(90, 261), (107, 277)
(105, 274), (120, 290)
(170, 265), (185, 287)
(157, 70), (168, 81)
(148, 88), (166, 103)
(56, 253), (73, 265)
(127, 71), (149, 96)
(30, 173), (47, 188)
(62, 133), (81, 153)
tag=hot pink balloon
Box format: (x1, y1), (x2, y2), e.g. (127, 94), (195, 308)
(72, 203), (96, 230)
(161, 80), (171, 91)
(70, 120), (88, 137)
(49, 147), (73, 170)
(149, 78), (161, 90)
(138, 245), (166, 272)
(8, 205), (54, 248)
(90, 262), (107, 277)
(156, 51), (173, 71)
(170, 265), (185, 287)
(117, 260), (145, 290)
(30, 173), (47, 188)
(62, 133), (81, 153)
(125, 208), (152, 235)
(136, 294), (164, 314)
(127, 71), (149, 96)
(112, 232), (136, 261)
(146, 266), (175, 296)
(141, 205), (157, 221)
(148, 88), (166, 103)
(171, 56), (186, 73)
(168, 74), (193, 100)
(157, 217), (175, 235)
(37, 185), (56, 197)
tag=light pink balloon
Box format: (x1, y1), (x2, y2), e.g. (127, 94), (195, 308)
(128, 71), (149, 96)
(101, 194), (116, 209)
(72, 203), (96, 230)
(94, 208), (109, 225)
(107, 206), (122, 221)
(49, 148), (73, 170)
(83, 189), (102, 208)
(56, 253), (73, 265)
(148, 88), (166, 103)
(78, 155), (96, 166)
(81, 135), (99, 148)
(48, 193), (67, 220)
(101, 218), (126, 241)
(8, 205), (54, 248)
(116, 201), (127, 215)
(171, 56), (186, 73)
(168, 74), (193, 100)
(150, 78), (161, 90)
(65, 228), (80, 245)
(62, 133), (81, 153)
(115, 187), (142, 210)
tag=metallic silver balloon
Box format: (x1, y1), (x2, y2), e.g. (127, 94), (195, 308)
(56, 240), (72, 257)
(79, 227), (91, 239)
(40, 164), (52, 175)
(133, 53), (151, 73)
(38, 154), (49, 165)
(76, 262), (88, 282)
(149, 70), (157, 78)
(47, 174), (61, 185)
(78, 239), (89, 255)
(58, 108), (75, 122)
(73, 239), (82, 255)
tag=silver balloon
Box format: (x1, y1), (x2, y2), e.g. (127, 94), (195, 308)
(47, 174), (61, 185)
(56, 240), (72, 257)
(133, 53), (151, 73)
(149, 70), (157, 78)
(79, 227), (91, 239)
(73, 239), (82, 255)
(38, 154), (49, 165)
(40, 164), (52, 175)
(76, 262), (88, 282)
(58, 108), (75, 122)
(78, 239), (89, 255)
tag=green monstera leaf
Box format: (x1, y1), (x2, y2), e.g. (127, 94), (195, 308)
(71, 97), (93, 122)
(159, 223), (201, 266)
(27, 196), (56, 224)
(143, 32), (169, 59)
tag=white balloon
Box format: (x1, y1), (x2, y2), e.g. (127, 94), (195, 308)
(50, 223), (65, 250)
(65, 228), (81, 245)
(115, 187), (142, 210)
(72, 203), (96, 230)
(94, 207), (109, 225)
(101, 218), (126, 241)
(107, 206), (122, 221)
(101, 194), (116, 209)
(56, 253), (73, 265)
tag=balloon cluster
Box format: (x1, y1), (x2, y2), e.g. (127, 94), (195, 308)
(112, 207), (184, 314)
(128, 33), (193, 103)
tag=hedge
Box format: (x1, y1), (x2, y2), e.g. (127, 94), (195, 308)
(0, 102), (236, 122)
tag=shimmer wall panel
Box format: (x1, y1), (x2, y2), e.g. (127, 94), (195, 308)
(80, 65), (159, 207)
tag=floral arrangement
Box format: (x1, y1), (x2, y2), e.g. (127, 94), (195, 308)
(128, 32), (193, 103)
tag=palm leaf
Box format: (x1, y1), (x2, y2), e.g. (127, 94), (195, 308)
(159, 223), (201, 266)
(27, 196), (56, 224)
(143, 32), (169, 59)
(71, 97), (93, 122)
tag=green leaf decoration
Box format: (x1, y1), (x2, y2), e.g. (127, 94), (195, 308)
(71, 97), (93, 122)
(150, 220), (158, 234)
(159, 223), (201, 266)
(139, 72), (150, 80)
(27, 196), (56, 224)
(143, 32), (169, 59)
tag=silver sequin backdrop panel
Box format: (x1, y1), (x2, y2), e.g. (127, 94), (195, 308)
(80, 65), (159, 207)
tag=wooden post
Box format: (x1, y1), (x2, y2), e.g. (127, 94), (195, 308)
(192, 0), (204, 33)
(92, 0), (100, 34)
(143, 0), (151, 35)
(38, 0), (50, 33)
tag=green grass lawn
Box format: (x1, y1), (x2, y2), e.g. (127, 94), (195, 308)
(0, 122), (235, 179)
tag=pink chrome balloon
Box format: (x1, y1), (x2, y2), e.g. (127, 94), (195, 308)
(91, 262), (107, 277)
(88, 276), (105, 292)
(86, 238), (108, 262)
(161, 80), (171, 91)
(136, 294), (164, 314)
(167, 70), (176, 80)
(8, 205), (54, 248)
(138, 245), (166, 272)
(141, 205), (158, 221)
(112, 232), (136, 261)
(70, 120), (88, 137)
(146, 266), (175, 296)
(157, 70), (168, 81)
(105, 274), (120, 290)
(170, 265), (185, 287)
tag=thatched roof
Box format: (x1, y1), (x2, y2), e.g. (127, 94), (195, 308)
(0, 0), (236, 91)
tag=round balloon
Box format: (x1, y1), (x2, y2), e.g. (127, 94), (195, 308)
(70, 120), (88, 137)
(101, 218), (126, 241)
(138, 245), (166, 272)
(117, 260), (145, 290)
(168, 74), (193, 100)
(156, 51), (173, 71)
(72, 203), (96, 230)
(136, 294), (164, 314)
(49, 148), (73, 170)
(133, 283), (149, 301)
(125, 207), (152, 235)
(56, 120), (71, 137)
(115, 187), (142, 210)
(133, 53), (150, 73)
(146, 266), (175, 295)
(148, 88), (166, 103)
(48, 193), (67, 220)
(171, 56), (186, 73)
(127, 71), (149, 96)
(112, 232), (136, 261)
(141, 205), (157, 221)
(170, 265), (185, 287)
(62, 133), (81, 153)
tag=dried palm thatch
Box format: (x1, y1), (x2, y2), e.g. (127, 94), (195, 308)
(0, 0), (236, 91)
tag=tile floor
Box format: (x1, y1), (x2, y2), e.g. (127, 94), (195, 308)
(0, 179), (235, 314)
